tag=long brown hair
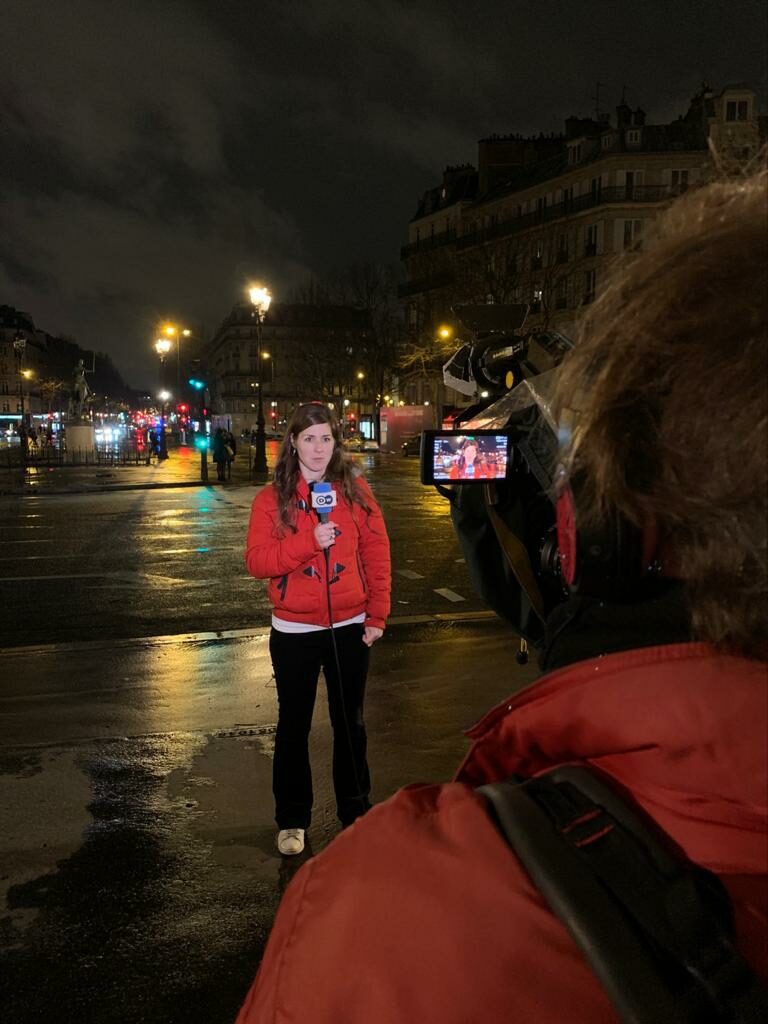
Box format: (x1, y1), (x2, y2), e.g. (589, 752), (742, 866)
(272, 402), (370, 531)
(553, 169), (768, 658)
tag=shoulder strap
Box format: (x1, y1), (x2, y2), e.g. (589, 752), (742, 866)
(478, 764), (768, 1024)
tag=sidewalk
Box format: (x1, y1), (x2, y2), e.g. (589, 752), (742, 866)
(0, 444), (262, 496)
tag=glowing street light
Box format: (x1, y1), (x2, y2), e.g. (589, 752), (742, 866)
(161, 323), (192, 393)
(156, 390), (172, 461)
(248, 283), (273, 478)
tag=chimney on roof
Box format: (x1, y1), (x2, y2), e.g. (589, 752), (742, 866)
(616, 102), (632, 129)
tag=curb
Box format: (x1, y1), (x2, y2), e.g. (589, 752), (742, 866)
(0, 479), (262, 496)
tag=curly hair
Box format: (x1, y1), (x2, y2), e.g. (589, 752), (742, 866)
(553, 169), (768, 658)
(272, 402), (370, 532)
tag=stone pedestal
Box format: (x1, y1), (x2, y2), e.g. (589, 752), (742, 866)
(65, 422), (97, 463)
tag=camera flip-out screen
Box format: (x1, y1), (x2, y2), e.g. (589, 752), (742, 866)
(420, 429), (511, 485)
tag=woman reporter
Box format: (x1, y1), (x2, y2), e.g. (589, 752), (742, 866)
(245, 402), (390, 856)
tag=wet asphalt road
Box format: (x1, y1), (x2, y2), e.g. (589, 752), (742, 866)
(0, 452), (486, 649)
(0, 456), (538, 1023)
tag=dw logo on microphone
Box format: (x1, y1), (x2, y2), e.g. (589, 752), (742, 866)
(313, 493), (335, 507)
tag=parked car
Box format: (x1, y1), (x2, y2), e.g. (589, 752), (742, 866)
(361, 438), (380, 452)
(401, 434), (422, 457)
(344, 435), (364, 451)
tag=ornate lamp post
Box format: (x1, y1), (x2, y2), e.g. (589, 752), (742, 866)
(154, 338), (172, 461)
(12, 332), (27, 466)
(248, 284), (272, 478)
(157, 390), (171, 461)
(356, 370), (365, 434)
(161, 323), (192, 397)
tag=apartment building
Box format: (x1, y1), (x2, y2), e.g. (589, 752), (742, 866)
(400, 84), (762, 365)
(0, 306), (44, 433)
(204, 302), (374, 437)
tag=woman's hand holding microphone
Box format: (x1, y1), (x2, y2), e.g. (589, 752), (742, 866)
(314, 521), (338, 550)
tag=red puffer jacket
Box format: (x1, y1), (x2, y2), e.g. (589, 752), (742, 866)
(236, 643), (768, 1023)
(245, 475), (391, 629)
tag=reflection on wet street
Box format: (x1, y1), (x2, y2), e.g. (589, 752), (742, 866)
(0, 459), (538, 1023)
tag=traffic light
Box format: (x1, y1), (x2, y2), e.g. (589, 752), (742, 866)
(188, 378), (205, 390)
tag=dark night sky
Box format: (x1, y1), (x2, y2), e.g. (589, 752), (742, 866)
(1, 0), (765, 387)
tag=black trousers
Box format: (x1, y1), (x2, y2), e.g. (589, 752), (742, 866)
(269, 623), (372, 829)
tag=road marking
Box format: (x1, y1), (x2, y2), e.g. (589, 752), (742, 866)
(434, 587), (466, 602)
(0, 538), (56, 544)
(396, 568), (424, 579)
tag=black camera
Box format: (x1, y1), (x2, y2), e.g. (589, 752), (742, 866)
(421, 304), (576, 647)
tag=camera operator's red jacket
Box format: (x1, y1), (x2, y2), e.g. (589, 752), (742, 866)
(245, 476), (390, 630)
(236, 643), (767, 1024)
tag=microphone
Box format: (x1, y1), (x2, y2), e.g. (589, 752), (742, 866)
(311, 481), (338, 528)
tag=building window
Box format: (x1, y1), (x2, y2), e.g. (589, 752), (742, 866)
(568, 143), (582, 165)
(584, 269), (597, 304)
(555, 277), (568, 309)
(0, 381), (7, 395)
(670, 169), (689, 193)
(626, 128), (641, 145)
(585, 224), (598, 257)
(531, 288), (543, 312)
(556, 235), (569, 263)
(623, 219), (643, 251)
(601, 133), (613, 149)
(725, 99), (749, 121)
(532, 239), (543, 269)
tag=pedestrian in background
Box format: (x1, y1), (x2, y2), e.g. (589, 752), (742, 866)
(245, 402), (391, 856)
(224, 428), (236, 479)
(212, 427), (227, 481)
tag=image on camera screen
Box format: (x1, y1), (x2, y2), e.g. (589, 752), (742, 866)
(430, 433), (509, 481)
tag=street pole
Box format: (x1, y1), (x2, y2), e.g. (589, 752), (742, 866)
(253, 314), (268, 476)
(13, 334), (27, 472)
(159, 398), (169, 460)
(247, 285), (272, 481)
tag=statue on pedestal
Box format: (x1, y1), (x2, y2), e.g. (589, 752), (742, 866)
(69, 359), (93, 419)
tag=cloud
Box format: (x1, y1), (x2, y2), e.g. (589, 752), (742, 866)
(0, 0), (311, 385)
(1, 0), (765, 388)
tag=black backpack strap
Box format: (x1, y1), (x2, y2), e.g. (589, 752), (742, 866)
(478, 764), (768, 1024)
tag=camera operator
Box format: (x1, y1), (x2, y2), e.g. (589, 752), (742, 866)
(235, 172), (767, 1023)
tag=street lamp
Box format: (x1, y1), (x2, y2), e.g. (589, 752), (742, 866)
(162, 323), (192, 396)
(248, 284), (272, 477)
(154, 339), (172, 460)
(157, 389), (171, 461)
(12, 332), (27, 466)
(356, 371), (365, 434)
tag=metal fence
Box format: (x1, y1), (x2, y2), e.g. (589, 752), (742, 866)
(1, 442), (154, 471)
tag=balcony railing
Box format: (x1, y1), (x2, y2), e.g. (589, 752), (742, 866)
(400, 228), (457, 260)
(456, 185), (677, 251)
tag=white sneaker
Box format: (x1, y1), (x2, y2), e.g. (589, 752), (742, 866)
(277, 828), (305, 856)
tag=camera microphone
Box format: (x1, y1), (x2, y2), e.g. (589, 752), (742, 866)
(311, 482), (338, 537)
